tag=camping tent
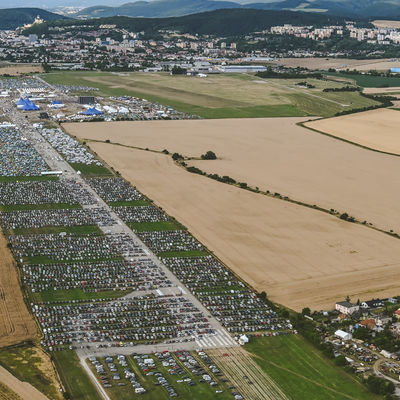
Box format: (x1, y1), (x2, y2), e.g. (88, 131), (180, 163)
(20, 99), (40, 111)
(49, 100), (65, 109)
(80, 107), (104, 116)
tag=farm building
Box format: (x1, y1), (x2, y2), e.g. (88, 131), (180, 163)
(335, 301), (359, 315)
(335, 330), (352, 341)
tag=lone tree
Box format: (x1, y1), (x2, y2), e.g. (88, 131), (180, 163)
(171, 66), (187, 75)
(172, 152), (184, 161)
(201, 151), (217, 160)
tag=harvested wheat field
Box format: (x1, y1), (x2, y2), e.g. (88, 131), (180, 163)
(276, 57), (400, 71)
(0, 230), (36, 347)
(373, 20), (400, 29)
(305, 108), (400, 155)
(0, 65), (43, 76)
(79, 138), (400, 311)
(363, 87), (400, 94)
(0, 366), (48, 400)
(66, 118), (400, 233)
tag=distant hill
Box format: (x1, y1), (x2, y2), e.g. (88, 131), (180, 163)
(256, 0), (400, 18)
(74, 0), (400, 19)
(25, 8), (364, 37)
(76, 0), (242, 18)
(0, 8), (67, 30)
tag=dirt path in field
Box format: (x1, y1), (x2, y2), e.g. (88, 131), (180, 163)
(209, 347), (289, 400)
(0, 230), (37, 347)
(0, 366), (48, 400)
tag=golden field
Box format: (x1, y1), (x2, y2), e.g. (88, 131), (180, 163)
(64, 119), (400, 310)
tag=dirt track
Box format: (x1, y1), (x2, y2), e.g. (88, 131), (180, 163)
(0, 230), (36, 347)
(76, 137), (400, 311)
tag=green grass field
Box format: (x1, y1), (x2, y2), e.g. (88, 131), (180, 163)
(53, 350), (101, 400)
(31, 288), (129, 303)
(246, 335), (379, 400)
(25, 255), (124, 264)
(7, 225), (102, 236)
(70, 163), (113, 176)
(0, 345), (60, 400)
(0, 203), (81, 212)
(0, 176), (58, 183)
(328, 72), (400, 88)
(42, 71), (380, 118)
(129, 221), (180, 232)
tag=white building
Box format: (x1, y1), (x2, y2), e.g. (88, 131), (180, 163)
(335, 301), (360, 315)
(335, 329), (352, 341)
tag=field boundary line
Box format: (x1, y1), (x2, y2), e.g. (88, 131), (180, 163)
(298, 120), (400, 158)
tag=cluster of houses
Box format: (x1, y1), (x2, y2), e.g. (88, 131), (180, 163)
(270, 23), (400, 45)
(333, 298), (400, 356)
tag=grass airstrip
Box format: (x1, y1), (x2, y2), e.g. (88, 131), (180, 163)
(42, 71), (379, 118)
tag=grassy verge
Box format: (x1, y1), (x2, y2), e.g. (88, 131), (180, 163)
(158, 250), (208, 258)
(53, 350), (101, 400)
(25, 255), (124, 264)
(70, 163), (112, 176)
(0, 203), (81, 212)
(129, 221), (180, 232)
(0, 176), (58, 183)
(246, 335), (379, 400)
(0, 344), (60, 399)
(31, 288), (129, 303)
(9, 225), (102, 235)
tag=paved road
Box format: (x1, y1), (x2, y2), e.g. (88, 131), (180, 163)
(80, 358), (111, 400)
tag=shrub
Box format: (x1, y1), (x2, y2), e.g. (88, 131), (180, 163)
(201, 150), (217, 160)
(172, 152), (184, 161)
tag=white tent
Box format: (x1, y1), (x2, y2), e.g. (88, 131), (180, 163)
(335, 330), (352, 341)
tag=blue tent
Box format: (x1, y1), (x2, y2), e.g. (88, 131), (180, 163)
(51, 100), (63, 105)
(16, 98), (27, 106)
(21, 102), (39, 111)
(81, 107), (104, 116)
